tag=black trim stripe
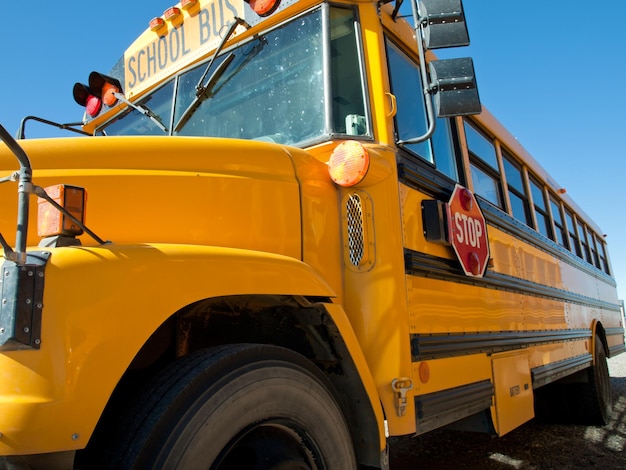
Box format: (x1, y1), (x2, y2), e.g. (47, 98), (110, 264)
(397, 154), (616, 288)
(478, 200), (616, 288)
(415, 380), (494, 435)
(405, 249), (622, 313)
(531, 354), (592, 389)
(607, 327), (626, 357)
(606, 327), (626, 337)
(610, 343), (626, 357)
(411, 329), (591, 361)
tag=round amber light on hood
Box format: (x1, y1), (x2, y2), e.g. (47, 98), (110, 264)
(328, 141), (370, 187)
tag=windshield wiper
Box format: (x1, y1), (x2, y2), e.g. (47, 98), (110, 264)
(174, 17), (250, 133)
(113, 92), (168, 133)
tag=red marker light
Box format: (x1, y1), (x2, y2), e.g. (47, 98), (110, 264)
(164, 7), (181, 21)
(73, 82), (102, 117)
(150, 17), (165, 31)
(85, 95), (103, 117)
(181, 0), (198, 9)
(247, 0), (281, 16)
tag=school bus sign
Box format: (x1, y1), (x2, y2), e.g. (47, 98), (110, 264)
(446, 184), (490, 277)
(122, 0), (250, 97)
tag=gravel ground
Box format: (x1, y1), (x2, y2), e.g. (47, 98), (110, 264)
(389, 352), (626, 469)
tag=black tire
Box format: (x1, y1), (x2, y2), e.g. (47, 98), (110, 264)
(534, 335), (613, 425)
(579, 335), (613, 425)
(90, 344), (357, 469)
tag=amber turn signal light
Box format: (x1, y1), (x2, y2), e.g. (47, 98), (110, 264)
(37, 184), (87, 238)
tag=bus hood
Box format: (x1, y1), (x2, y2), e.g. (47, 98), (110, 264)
(0, 136), (321, 258)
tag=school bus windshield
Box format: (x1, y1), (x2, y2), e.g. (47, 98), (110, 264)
(101, 6), (368, 146)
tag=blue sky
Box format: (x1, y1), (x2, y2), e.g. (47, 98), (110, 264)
(0, 1), (624, 303)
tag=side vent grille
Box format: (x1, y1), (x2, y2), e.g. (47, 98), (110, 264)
(346, 194), (365, 266)
(342, 191), (374, 272)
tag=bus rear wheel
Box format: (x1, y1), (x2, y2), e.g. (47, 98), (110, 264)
(534, 334), (613, 425)
(98, 344), (357, 469)
(579, 335), (613, 425)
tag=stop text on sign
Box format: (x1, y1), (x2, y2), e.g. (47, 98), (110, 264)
(453, 212), (483, 249)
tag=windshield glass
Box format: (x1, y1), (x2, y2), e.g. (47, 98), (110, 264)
(103, 81), (174, 136)
(100, 6), (368, 146)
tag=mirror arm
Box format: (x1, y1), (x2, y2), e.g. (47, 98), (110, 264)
(398, 0), (437, 145)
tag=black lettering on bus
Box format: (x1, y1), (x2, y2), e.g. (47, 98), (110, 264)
(138, 49), (147, 83)
(146, 43), (157, 78)
(210, 3), (219, 32)
(158, 36), (168, 70)
(224, 0), (238, 19)
(180, 23), (192, 57)
(216, 0), (224, 29)
(127, 55), (138, 88)
(169, 28), (181, 63)
(199, 8), (211, 44)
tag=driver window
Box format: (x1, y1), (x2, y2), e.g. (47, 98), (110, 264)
(386, 39), (458, 181)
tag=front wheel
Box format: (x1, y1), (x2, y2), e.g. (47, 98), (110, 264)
(94, 344), (357, 469)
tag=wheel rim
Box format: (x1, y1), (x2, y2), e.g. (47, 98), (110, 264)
(213, 420), (321, 470)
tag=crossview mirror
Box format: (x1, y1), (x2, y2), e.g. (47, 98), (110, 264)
(429, 57), (481, 117)
(419, 0), (469, 49)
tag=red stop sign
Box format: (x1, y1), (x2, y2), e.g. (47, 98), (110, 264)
(446, 184), (490, 277)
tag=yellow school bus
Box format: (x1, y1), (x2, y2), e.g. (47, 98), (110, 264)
(0, 0), (623, 468)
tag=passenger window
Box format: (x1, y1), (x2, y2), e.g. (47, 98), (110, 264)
(502, 154), (531, 225)
(529, 178), (552, 239)
(549, 196), (568, 249)
(464, 121), (503, 208)
(464, 121), (498, 169)
(598, 238), (611, 274)
(577, 221), (592, 263)
(590, 233), (601, 268)
(565, 209), (582, 257)
(386, 39), (458, 181)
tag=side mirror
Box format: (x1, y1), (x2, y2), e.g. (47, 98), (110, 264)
(419, 0), (469, 49)
(429, 57), (481, 117)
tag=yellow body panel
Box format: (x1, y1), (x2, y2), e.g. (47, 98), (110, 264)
(412, 354), (492, 396)
(490, 351), (534, 436)
(0, 0), (622, 462)
(0, 243), (337, 454)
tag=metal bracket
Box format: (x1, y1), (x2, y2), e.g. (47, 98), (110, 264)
(391, 377), (414, 416)
(0, 252), (50, 350)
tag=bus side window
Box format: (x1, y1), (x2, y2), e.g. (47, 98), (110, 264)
(598, 237), (611, 274)
(386, 39), (458, 181)
(549, 196), (569, 249)
(464, 120), (503, 209)
(502, 153), (532, 226)
(577, 221), (592, 264)
(564, 209), (582, 257)
(590, 232), (601, 269)
(529, 178), (553, 239)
